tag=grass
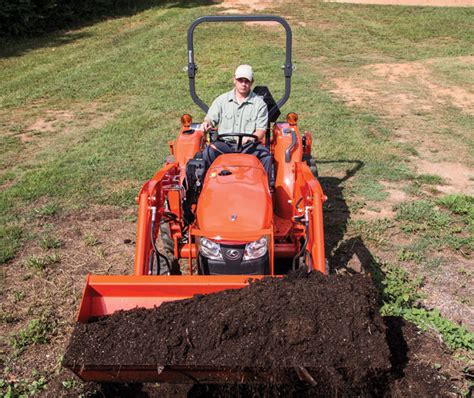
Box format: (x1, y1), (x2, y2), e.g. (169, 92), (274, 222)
(33, 203), (60, 217)
(0, 3), (472, 263)
(24, 253), (60, 271)
(0, 373), (47, 397)
(0, 224), (22, 264)
(395, 200), (451, 232)
(395, 197), (473, 255)
(12, 290), (26, 303)
(437, 194), (474, 222)
(39, 233), (63, 250)
(10, 316), (54, 353)
(349, 218), (394, 247)
(83, 234), (100, 247)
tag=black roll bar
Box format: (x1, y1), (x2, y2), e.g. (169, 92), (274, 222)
(187, 15), (293, 116)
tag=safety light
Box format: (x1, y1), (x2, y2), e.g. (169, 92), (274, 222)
(181, 114), (192, 128)
(286, 112), (298, 126)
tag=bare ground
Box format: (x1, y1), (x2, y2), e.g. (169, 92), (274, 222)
(0, 205), (136, 390)
(327, 56), (474, 332)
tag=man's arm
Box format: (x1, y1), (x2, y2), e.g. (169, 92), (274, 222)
(200, 97), (221, 132)
(254, 99), (268, 141)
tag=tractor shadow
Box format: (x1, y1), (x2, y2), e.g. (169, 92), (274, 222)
(317, 159), (373, 273)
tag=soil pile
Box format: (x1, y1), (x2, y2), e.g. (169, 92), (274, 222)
(64, 272), (391, 393)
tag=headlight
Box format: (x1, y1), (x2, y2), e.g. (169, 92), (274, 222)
(199, 237), (223, 260)
(243, 236), (267, 260)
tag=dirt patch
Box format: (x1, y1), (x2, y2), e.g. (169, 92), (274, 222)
(415, 159), (474, 196)
(367, 61), (473, 113)
(1, 101), (117, 172)
(218, 0), (279, 12)
(25, 110), (75, 134)
(421, 255), (474, 331)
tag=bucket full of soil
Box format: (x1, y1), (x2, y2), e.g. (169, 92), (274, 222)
(64, 271), (395, 394)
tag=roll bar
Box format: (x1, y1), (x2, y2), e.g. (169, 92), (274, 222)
(187, 15), (293, 116)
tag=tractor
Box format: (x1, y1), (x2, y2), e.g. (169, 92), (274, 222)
(68, 15), (327, 383)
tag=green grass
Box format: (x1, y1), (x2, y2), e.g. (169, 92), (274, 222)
(286, 3), (473, 66)
(395, 200), (450, 232)
(24, 253), (60, 271)
(10, 316), (54, 353)
(398, 239), (430, 264)
(349, 218), (394, 247)
(0, 2), (472, 264)
(39, 234), (63, 250)
(395, 197), (473, 255)
(0, 224), (22, 264)
(415, 174), (444, 186)
(33, 203), (60, 218)
(0, 374), (47, 397)
(437, 195), (474, 222)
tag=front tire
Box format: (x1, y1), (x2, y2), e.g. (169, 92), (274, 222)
(150, 222), (180, 275)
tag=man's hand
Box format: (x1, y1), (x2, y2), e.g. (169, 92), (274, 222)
(242, 136), (255, 145)
(200, 119), (213, 132)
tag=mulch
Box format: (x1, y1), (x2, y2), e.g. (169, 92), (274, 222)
(63, 271), (455, 397)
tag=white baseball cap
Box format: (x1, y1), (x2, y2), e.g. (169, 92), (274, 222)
(234, 64), (254, 81)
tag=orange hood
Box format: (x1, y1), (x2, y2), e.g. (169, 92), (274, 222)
(196, 154), (272, 241)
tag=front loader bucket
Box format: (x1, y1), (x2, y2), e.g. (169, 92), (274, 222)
(69, 274), (285, 384)
(77, 274), (261, 322)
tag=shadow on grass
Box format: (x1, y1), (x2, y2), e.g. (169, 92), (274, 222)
(0, 0), (215, 59)
(317, 159), (368, 271)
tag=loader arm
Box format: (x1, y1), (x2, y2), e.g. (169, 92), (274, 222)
(293, 162), (327, 274)
(134, 163), (179, 276)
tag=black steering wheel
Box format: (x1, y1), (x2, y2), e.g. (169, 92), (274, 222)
(216, 133), (259, 152)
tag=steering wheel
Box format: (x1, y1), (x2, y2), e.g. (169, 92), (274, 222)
(216, 133), (259, 152)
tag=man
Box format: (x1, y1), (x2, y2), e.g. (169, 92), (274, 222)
(200, 64), (271, 176)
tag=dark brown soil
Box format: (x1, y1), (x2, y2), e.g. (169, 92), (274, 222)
(63, 272), (455, 397)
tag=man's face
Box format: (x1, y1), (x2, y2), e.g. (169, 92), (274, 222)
(234, 77), (253, 97)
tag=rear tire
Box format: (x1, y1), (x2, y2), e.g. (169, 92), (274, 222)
(305, 156), (319, 178)
(310, 165), (318, 178)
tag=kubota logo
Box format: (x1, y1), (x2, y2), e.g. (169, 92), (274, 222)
(225, 249), (240, 260)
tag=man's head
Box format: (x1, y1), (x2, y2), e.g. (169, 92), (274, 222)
(233, 64), (254, 98)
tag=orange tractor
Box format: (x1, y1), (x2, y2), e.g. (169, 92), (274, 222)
(70, 15), (326, 382)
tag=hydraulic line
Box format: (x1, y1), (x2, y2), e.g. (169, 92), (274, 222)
(292, 206), (311, 272)
(150, 207), (171, 275)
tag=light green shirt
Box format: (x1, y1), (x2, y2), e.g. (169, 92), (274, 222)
(206, 89), (268, 135)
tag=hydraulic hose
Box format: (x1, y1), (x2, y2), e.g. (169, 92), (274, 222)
(292, 221), (309, 272)
(292, 205), (311, 272)
(150, 207), (171, 275)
